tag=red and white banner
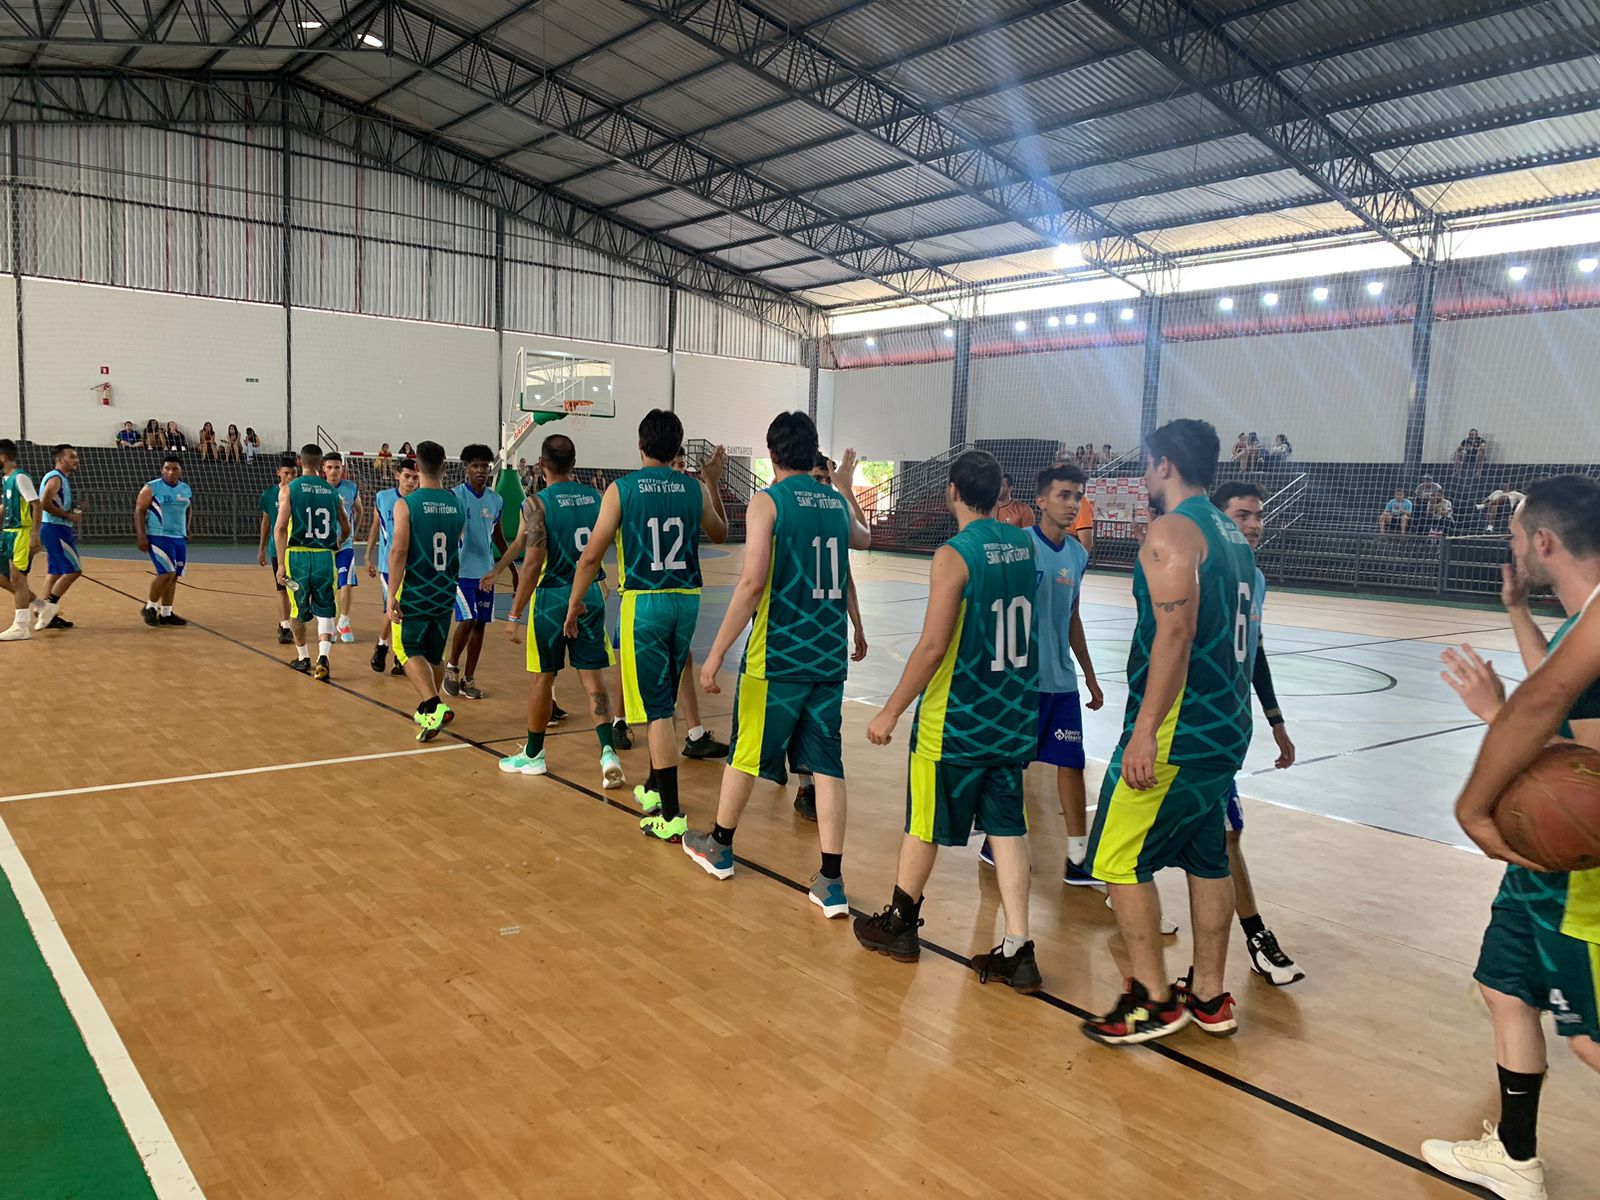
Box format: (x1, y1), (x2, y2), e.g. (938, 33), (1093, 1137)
(1086, 475), (1149, 541)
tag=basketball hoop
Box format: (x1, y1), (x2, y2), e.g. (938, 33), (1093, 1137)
(558, 398), (595, 433)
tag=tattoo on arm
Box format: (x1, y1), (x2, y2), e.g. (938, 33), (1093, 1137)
(526, 499), (547, 551)
(591, 690), (610, 718)
(1153, 597), (1190, 613)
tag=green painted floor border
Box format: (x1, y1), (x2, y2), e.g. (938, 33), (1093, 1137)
(0, 832), (160, 1200)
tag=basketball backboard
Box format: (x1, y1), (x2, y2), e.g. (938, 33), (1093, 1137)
(515, 348), (616, 424)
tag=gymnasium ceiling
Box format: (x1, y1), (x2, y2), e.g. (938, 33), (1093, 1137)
(3, 0), (1599, 315)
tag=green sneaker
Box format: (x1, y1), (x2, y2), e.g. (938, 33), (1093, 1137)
(640, 813), (686, 843)
(601, 750), (625, 790)
(634, 783), (661, 814)
(499, 750), (547, 776)
(414, 706), (449, 742)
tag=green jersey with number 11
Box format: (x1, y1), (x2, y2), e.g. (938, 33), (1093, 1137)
(398, 487), (466, 617)
(615, 466), (703, 593)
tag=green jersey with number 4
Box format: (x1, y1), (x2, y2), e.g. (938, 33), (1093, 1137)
(615, 466), (703, 593)
(286, 476), (341, 549)
(399, 487), (466, 617)
(535, 481), (604, 589)
(1121, 492), (1257, 771)
(742, 473), (852, 683)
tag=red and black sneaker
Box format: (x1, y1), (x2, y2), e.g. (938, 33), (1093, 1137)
(1081, 979), (1191, 1045)
(1175, 968), (1239, 1037)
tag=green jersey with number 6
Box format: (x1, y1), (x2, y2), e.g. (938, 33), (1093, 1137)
(286, 476), (341, 549)
(742, 473), (852, 683)
(1120, 492), (1256, 771)
(912, 519), (1039, 765)
(535, 481), (604, 589)
(398, 487), (466, 617)
(615, 466), (703, 593)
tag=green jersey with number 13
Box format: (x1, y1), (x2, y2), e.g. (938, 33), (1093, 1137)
(398, 487), (466, 617)
(286, 476), (341, 550)
(615, 466), (703, 593)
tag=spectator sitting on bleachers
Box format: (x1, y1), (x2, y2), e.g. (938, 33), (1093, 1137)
(116, 421), (139, 450)
(243, 428), (260, 462)
(399, 441), (414, 458)
(1424, 494), (1454, 537)
(165, 421), (188, 452)
(1416, 477), (1443, 506)
(1379, 487), (1413, 535)
(197, 421), (218, 461)
(376, 442), (394, 477)
(1265, 433), (1293, 467)
(1454, 428), (1488, 474)
(995, 474), (1035, 528)
(143, 418), (166, 450)
(223, 424), (243, 463)
(1477, 483), (1526, 533)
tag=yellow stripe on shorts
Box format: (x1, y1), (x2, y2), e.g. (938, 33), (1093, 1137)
(730, 675), (768, 778)
(391, 620), (409, 666)
(619, 591), (646, 726)
(1091, 758), (1182, 885)
(909, 753), (939, 843)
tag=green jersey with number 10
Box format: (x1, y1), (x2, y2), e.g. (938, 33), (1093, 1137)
(535, 481), (604, 589)
(615, 466), (703, 593)
(398, 487), (466, 617)
(286, 476), (341, 550)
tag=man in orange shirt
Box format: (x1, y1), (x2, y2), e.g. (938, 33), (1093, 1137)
(1071, 494), (1096, 554)
(995, 474), (1036, 528)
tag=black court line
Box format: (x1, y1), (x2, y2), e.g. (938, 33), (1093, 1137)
(1241, 721), (1484, 776)
(79, 574), (1492, 1198)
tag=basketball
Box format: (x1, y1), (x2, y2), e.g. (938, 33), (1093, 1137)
(1493, 743), (1600, 871)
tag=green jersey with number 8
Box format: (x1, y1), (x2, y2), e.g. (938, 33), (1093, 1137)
(615, 466), (703, 593)
(535, 481), (604, 589)
(286, 476), (341, 549)
(1120, 492), (1256, 771)
(398, 487), (466, 617)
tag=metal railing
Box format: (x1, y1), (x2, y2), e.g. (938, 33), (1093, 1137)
(1260, 471), (1309, 548)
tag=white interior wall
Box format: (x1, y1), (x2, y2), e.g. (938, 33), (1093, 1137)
(1426, 308), (1600, 462)
(0, 277), (17, 438)
(672, 352), (809, 456)
(501, 331), (671, 468)
(292, 309), (497, 454)
(968, 345), (1144, 450)
(22, 279), (286, 448)
(1159, 325), (1413, 461)
(830, 361), (954, 460)
(814, 368), (836, 454)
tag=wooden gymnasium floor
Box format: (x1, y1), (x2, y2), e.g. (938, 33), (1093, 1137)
(5, 547), (1600, 1200)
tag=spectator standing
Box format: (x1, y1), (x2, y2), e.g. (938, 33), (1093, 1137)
(1379, 488), (1413, 535)
(165, 421), (188, 453)
(995, 474), (1036, 528)
(197, 421), (218, 461)
(116, 421), (139, 450)
(1455, 428), (1488, 475)
(223, 424), (243, 464)
(143, 419), (167, 451)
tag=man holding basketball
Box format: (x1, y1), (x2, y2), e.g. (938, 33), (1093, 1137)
(1428, 474), (1600, 1199)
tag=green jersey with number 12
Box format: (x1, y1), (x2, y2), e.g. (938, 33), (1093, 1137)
(398, 487), (466, 617)
(615, 466), (703, 593)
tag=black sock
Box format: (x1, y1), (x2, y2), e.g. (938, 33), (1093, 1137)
(644, 767), (658, 792)
(48, 592), (60, 603)
(417, 697), (441, 716)
(712, 823), (735, 847)
(613, 717), (627, 729)
(891, 885), (921, 924)
(656, 766), (680, 822)
(820, 852), (842, 879)
(1497, 1065), (1545, 1160)
(1240, 913), (1265, 939)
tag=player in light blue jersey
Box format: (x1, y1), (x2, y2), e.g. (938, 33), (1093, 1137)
(1211, 482), (1303, 987)
(446, 443), (506, 701)
(134, 454), (194, 627)
(323, 451), (362, 644)
(365, 455), (419, 675)
(34, 443), (83, 632)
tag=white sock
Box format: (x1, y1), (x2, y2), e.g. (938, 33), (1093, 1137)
(1067, 836), (1088, 865)
(318, 640), (332, 658)
(689, 725), (706, 741)
(146, 601), (158, 612)
(279, 619), (291, 629)
(296, 644), (310, 661)
(159, 606), (172, 617)
(1002, 934), (1027, 957)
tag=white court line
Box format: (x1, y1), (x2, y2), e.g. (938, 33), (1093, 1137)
(0, 815), (206, 1197)
(0, 743), (472, 805)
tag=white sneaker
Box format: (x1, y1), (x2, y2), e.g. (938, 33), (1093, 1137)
(1105, 892), (1180, 935)
(0, 614), (30, 641)
(32, 599), (59, 631)
(600, 750), (625, 790)
(1421, 1122), (1546, 1199)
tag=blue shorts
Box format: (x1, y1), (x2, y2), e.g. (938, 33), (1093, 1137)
(335, 547), (359, 589)
(41, 524), (81, 575)
(147, 535), (187, 577)
(455, 577), (494, 624)
(1225, 780), (1244, 833)
(1035, 690), (1085, 770)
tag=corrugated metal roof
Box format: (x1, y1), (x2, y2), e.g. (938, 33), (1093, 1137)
(629, 63), (793, 130)
(481, 0), (658, 71)
(763, 137), (923, 196)
(1382, 113), (1600, 183)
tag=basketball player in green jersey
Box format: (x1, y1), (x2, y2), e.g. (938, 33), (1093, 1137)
(386, 440), (466, 742)
(500, 433), (625, 788)
(567, 409), (727, 843)
(0, 438), (39, 642)
(1424, 476), (1600, 1199)
(1082, 418), (1255, 1045)
(274, 444), (349, 682)
(853, 450), (1043, 992)
(681, 413), (871, 918)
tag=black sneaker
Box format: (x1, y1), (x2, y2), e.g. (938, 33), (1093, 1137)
(141, 606), (160, 627)
(972, 941), (1043, 994)
(548, 702), (568, 725)
(793, 782), (817, 822)
(47, 615), (73, 630)
(853, 902), (923, 963)
(314, 656), (330, 682)
(683, 730), (730, 759)
(390, 660), (406, 676)
(612, 720), (633, 751)
(277, 625), (294, 645)
(289, 658), (312, 674)
(158, 613), (188, 626)
(1246, 928), (1305, 986)
(1081, 979), (1192, 1045)
(370, 643), (387, 673)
